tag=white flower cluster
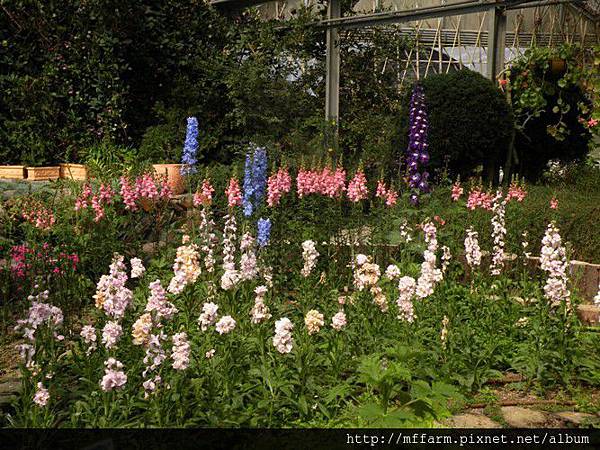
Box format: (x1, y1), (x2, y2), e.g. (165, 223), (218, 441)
(273, 318), (294, 354)
(441, 246), (451, 274)
(416, 222), (442, 299)
(221, 214), (240, 290)
(396, 276), (416, 323)
(301, 240), (319, 277)
(167, 235), (201, 294)
(464, 227), (482, 270)
(100, 358), (127, 392)
(490, 191), (507, 276)
(250, 285), (271, 324)
(304, 309), (324, 335)
(171, 332), (191, 371)
(130, 257), (146, 279)
(331, 311), (347, 331)
(215, 315), (237, 335)
(101, 321), (122, 349)
(540, 222), (570, 309)
(239, 232), (258, 282)
(199, 208), (218, 274)
(94, 254), (133, 320)
(198, 302), (219, 331)
(80, 325), (97, 355)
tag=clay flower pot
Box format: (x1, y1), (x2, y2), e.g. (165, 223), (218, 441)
(26, 166), (60, 181)
(0, 165), (26, 180)
(153, 164), (185, 195)
(60, 163), (88, 181)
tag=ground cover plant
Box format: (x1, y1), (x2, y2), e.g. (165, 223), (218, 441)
(1, 144), (600, 428)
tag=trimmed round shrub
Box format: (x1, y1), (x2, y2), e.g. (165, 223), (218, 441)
(392, 70), (514, 182)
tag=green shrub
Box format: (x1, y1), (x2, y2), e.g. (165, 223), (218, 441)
(393, 70), (514, 182)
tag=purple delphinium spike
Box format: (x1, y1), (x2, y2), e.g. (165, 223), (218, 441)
(405, 84), (430, 204)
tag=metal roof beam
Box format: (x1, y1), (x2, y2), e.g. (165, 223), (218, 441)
(315, 0), (586, 29)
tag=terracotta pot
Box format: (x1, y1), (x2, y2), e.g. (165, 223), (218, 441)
(0, 165), (26, 180)
(26, 166), (60, 181)
(153, 163), (185, 195)
(60, 163), (88, 181)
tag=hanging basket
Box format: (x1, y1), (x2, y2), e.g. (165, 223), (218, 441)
(549, 57), (566, 76)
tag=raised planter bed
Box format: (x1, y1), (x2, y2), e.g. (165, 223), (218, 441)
(0, 165), (25, 180)
(59, 163), (88, 181)
(26, 166), (60, 181)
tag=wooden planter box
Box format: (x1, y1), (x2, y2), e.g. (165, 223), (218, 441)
(26, 166), (60, 181)
(0, 165), (26, 180)
(60, 163), (88, 180)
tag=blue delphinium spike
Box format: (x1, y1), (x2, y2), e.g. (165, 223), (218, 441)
(257, 218), (271, 248)
(181, 117), (199, 175)
(243, 152), (254, 217)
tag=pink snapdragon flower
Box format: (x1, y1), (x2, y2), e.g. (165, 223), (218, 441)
(193, 179), (215, 207)
(506, 180), (527, 202)
(451, 182), (463, 201)
(225, 177), (242, 207)
(550, 197), (559, 209)
(346, 169), (368, 202)
(119, 176), (139, 211)
(267, 167), (292, 207)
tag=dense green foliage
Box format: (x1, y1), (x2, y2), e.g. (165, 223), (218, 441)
(506, 45), (596, 180)
(393, 70), (514, 182)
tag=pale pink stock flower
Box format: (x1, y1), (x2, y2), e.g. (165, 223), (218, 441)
(130, 257), (145, 279)
(490, 191), (507, 276)
(205, 349), (216, 359)
(304, 309), (324, 335)
(464, 228), (482, 270)
(80, 325), (97, 354)
(540, 222), (570, 309)
(550, 197), (559, 209)
(33, 382), (50, 407)
(301, 240), (319, 277)
(250, 285), (271, 324)
(384, 264), (401, 280)
(171, 332), (191, 370)
(100, 358), (127, 392)
(215, 315), (236, 335)
(273, 318), (294, 354)
(198, 302), (219, 331)
(397, 276), (416, 322)
(331, 311), (347, 331)
(102, 321), (123, 349)
(146, 280), (178, 321)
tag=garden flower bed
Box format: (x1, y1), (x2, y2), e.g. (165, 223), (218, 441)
(1, 149), (599, 429)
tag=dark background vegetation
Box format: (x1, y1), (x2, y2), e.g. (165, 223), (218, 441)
(0, 1), (595, 180)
